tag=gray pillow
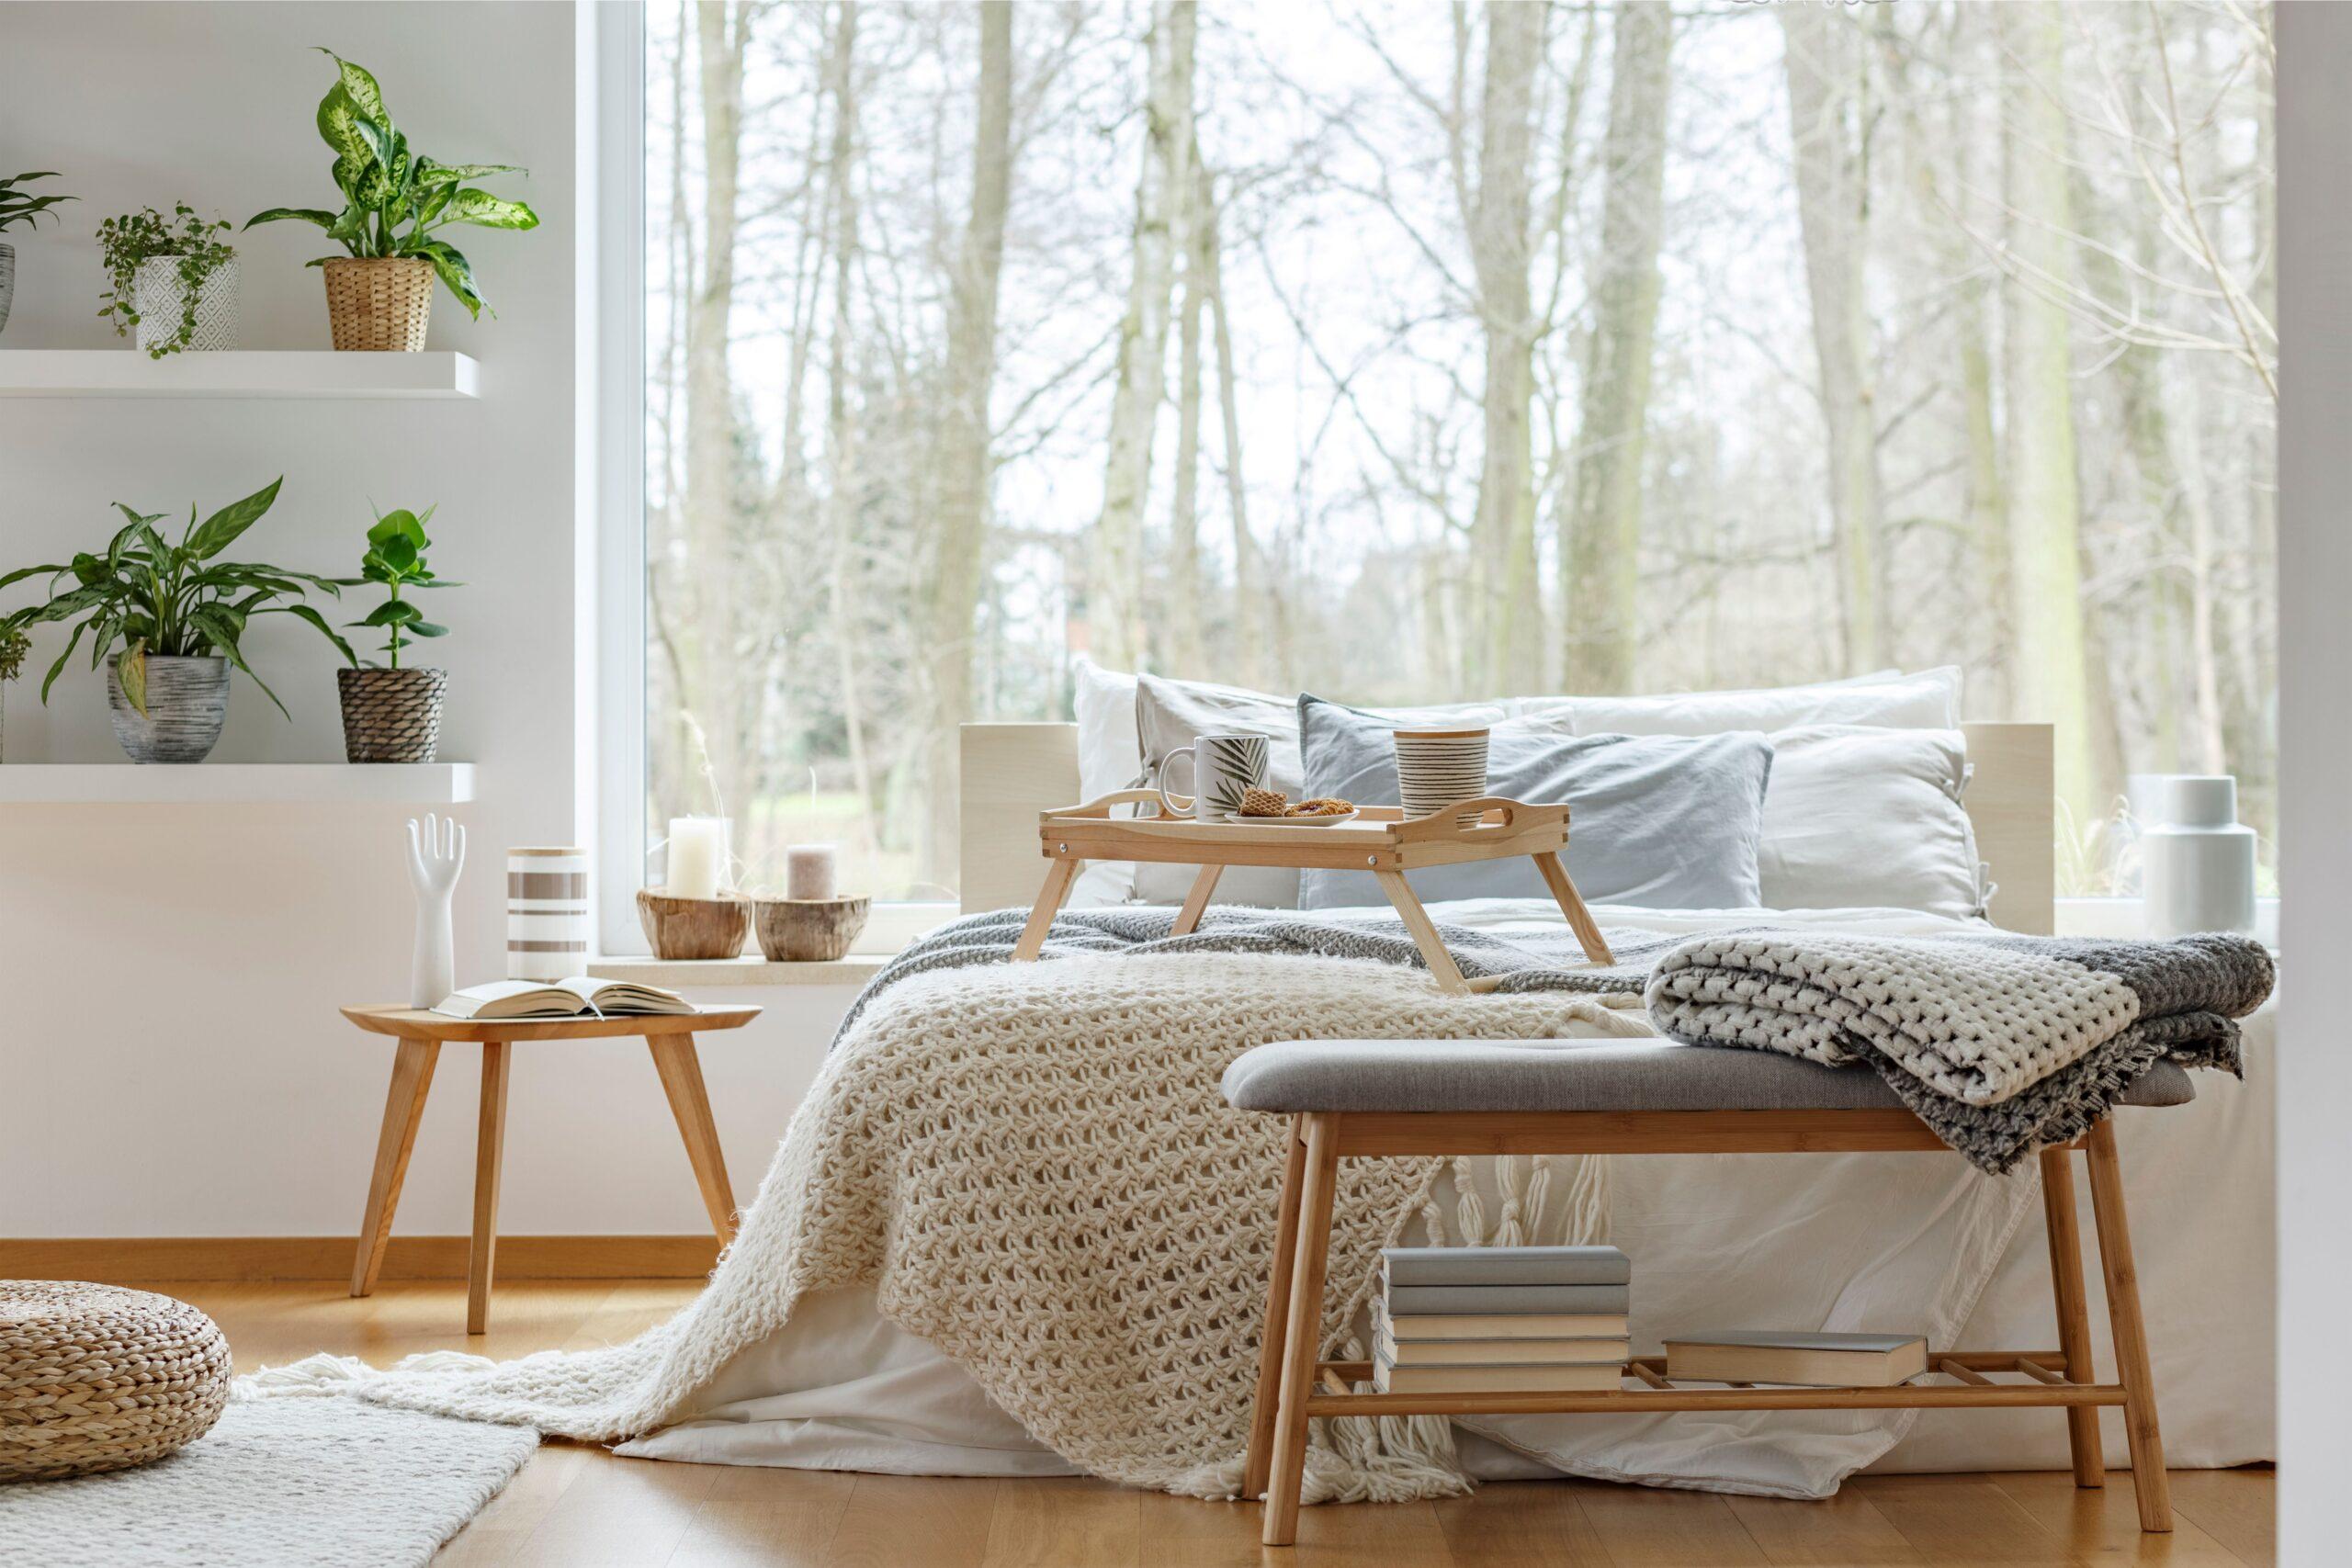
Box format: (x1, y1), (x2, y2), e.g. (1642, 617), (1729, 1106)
(1295, 694), (1774, 911)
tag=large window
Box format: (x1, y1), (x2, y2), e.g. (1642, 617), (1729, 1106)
(636, 0), (2275, 907)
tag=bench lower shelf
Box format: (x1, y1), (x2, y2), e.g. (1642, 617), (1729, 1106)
(1306, 1350), (2129, 1418)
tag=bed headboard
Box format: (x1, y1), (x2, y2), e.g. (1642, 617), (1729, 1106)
(958, 720), (2055, 934)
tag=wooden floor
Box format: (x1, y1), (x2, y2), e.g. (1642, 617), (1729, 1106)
(156, 1276), (2274, 1567)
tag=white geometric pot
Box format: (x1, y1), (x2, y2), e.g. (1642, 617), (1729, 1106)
(133, 255), (239, 355)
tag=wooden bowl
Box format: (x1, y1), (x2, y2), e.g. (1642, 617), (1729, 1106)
(637, 889), (750, 960)
(752, 896), (871, 963)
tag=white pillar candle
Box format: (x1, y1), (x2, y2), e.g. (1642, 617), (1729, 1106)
(667, 817), (729, 900)
(786, 843), (838, 901)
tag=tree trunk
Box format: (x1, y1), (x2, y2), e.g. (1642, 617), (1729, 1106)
(1088, 0), (1195, 671)
(1780, 0), (1884, 675)
(681, 0), (748, 808)
(1464, 0), (1548, 694)
(2000, 0), (2098, 827)
(1202, 167), (1266, 688)
(915, 1), (1016, 891)
(1558, 0), (1672, 694)
(1167, 152), (1211, 678)
(820, 0), (877, 864)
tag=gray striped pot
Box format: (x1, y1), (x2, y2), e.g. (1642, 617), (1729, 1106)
(106, 655), (230, 764)
(0, 242), (15, 335)
(339, 667), (447, 762)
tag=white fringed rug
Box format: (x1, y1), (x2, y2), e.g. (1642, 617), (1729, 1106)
(0, 1394), (537, 1568)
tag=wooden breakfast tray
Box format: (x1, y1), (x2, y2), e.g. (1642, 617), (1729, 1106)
(1012, 789), (1614, 988)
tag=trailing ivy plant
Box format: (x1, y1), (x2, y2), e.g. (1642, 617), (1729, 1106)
(96, 204), (235, 358)
(345, 504), (457, 668)
(0, 619), (28, 684)
(247, 50), (538, 320)
(0, 479), (355, 716)
(0, 171), (74, 233)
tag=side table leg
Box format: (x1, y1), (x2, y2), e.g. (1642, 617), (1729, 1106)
(650, 1032), (740, 1243)
(1375, 869), (1468, 992)
(1532, 851), (1615, 964)
(468, 1040), (513, 1336)
(1012, 858), (1080, 961)
(351, 1037), (441, 1298)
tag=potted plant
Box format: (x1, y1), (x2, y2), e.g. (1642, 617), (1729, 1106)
(97, 204), (238, 357)
(248, 51), (538, 352)
(0, 171), (75, 336)
(0, 618), (28, 761)
(338, 503), (457, 761)
(0, 479), (354, 763)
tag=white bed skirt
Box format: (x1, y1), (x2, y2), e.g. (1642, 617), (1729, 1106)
(620, 902), (2275, 1490)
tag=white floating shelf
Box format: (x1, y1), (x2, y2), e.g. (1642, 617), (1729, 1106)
(0, 350), (479, 400)
(0, 762), (475, 804)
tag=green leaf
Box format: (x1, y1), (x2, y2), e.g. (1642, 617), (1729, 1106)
(414, 239), (487, 319)
(413, 160), (522, 190)
(119, 640), (148, 716)
(434, 189), (538, 231)
(316, 81), (376, 173)
(0, 562), (69, 592)
(406, 620), (449, 638)
(317, 49), (388, 122)
(272, 602), (357, 666)
(21, 584), (112, 626)
(356, 599), (424, 627)
(375, 534), (420, 574)
(40, 620), (92, 704)
(185, 478), (284, 559)
(245, 207), (339, 231)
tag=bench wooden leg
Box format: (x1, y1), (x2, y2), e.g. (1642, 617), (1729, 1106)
(1262, 1113), (1340, 1547)
(1243, 1115), (1310, 1499)
(467, 1040), (512, 1337)
(2038, 1144), (2105, 1487)
(351, 1037), (440, 1298)
(2085, 1120), (2171, 1531)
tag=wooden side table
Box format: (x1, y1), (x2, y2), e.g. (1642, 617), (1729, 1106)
(340, 1004), (759, 1333)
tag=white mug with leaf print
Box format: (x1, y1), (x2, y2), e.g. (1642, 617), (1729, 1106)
(1157, 733), (1272, 821)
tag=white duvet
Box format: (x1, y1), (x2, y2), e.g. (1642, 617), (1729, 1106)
(620, 900), (2274, 1495)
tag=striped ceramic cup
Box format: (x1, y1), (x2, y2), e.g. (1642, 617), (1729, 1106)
(1393, 728), (1490, 825)
(508, 847), (590, 980)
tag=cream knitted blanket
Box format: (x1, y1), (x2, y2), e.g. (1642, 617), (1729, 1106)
(249, 953), (1650, 1499)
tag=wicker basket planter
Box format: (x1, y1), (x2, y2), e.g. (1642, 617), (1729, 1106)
(322, 255), (433, 351)
(106, 653), (229, 764)
(339, 666), (447, 762)
(0, 1280), (232, 1481)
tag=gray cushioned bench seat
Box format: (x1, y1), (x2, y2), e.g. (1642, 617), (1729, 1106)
(1220, 1038), (2197, 1115)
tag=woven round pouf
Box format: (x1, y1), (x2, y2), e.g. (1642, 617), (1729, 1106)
(0, 1281), (232, 1481)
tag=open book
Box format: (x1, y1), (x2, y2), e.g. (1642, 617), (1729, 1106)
(431, 977), (696, 1021)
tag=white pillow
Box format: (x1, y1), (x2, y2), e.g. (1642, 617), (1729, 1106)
(1758, 725), (1985, 919)
(1068, 659), (1142, 907)
(1523, 667), (1963, 736)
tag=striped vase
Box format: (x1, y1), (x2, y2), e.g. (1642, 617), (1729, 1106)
(508, 847), (589, 980)
(1393, 728), (1491, 827)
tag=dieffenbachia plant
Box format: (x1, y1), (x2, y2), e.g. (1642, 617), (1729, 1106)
(246, 50), (538, 319)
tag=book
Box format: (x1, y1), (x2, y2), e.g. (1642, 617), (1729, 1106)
(1384, 1283), (1629, 1315)
(431, 977), (696, 1021)
(1662, 1331), (1929, 1389)
(1382, 1245), (1630, 1288)
(1375, 1335), (1631, 1368)
(1374, 1298), (1629, 1342)
(1373, 1358), (1625, 1395)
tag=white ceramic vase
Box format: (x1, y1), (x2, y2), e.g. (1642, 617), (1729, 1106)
(508, 848), (590, 980)
(2138, 775), (2256, 938)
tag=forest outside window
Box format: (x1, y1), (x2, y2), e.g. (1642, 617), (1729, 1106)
(634, 0), (2276, 907)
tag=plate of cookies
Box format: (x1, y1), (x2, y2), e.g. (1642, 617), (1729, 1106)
(1231, 787), (1358, 827)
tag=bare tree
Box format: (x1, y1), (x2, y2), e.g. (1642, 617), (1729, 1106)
(1559, 0), (1672, 694)
(1089, 0), (1196, 671)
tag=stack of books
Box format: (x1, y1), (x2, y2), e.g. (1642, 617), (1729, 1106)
(1372, 1245), (1631, 1394)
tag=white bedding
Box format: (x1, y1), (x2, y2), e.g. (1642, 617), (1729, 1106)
(621, 899), (2274, 1490)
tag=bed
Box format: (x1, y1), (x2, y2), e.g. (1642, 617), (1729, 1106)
(612, 715), (2273, 1495)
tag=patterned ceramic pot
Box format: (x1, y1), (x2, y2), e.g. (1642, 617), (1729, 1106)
(0, 242), (15, 335)
(106, 654), (230, 764)
(132, 255), (239, 355)
(339, 666), (447, 763)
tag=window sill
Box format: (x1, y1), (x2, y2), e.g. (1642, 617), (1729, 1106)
(583, 954), (891, 988)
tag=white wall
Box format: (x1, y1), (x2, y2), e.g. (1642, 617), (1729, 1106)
(0, 2), (851, 1239)
(2273, 4), (2352, 1561)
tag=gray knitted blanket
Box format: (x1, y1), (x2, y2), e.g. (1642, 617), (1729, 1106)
(849, 908), (2267, 1174)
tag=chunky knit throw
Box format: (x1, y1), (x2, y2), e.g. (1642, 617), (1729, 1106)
(1646, 931), (2272, 1171)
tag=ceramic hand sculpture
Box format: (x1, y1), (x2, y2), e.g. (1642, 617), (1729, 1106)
(407, 811), (466, 1008)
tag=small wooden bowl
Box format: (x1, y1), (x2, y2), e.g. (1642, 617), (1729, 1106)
(637, 889), (750, 960)
(752, 896), (871, 963)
